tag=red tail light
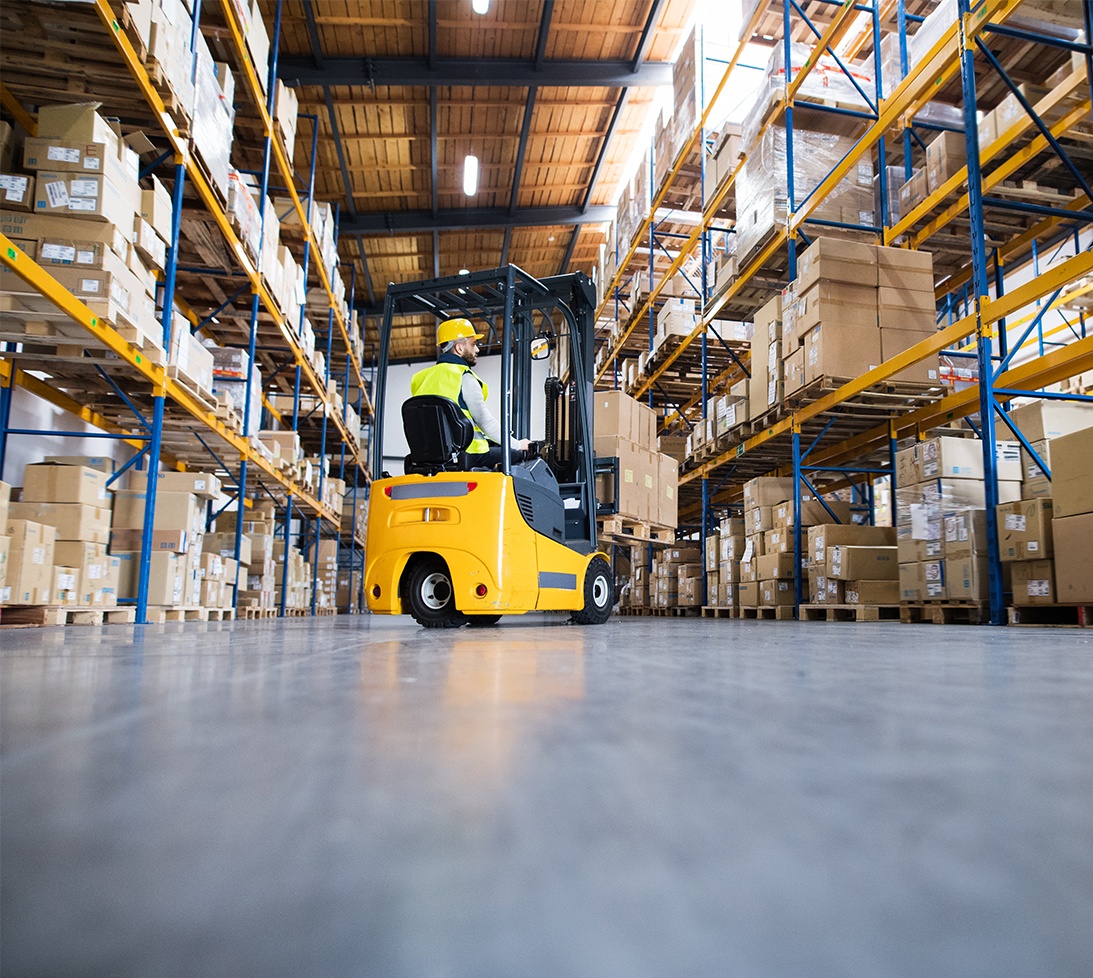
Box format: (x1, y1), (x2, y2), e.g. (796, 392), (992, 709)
(383, 486), (392, 497)
(466, 482), (477, 491)
(475, 584), (488, 596)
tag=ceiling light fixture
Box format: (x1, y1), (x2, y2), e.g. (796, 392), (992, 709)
(472, 0), (489, 13)
(463, 154), (479, 196)
(459, 268), (470, 275)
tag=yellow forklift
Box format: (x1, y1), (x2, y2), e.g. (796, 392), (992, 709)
(365, 264), (615, 628)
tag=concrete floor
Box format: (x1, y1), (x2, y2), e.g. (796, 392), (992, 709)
(1, 614), (1091, 978)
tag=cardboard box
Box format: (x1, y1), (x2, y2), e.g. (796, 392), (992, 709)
(943, 510), (988, 557)
(1020, 439), (1051, 498)
(33, 168), (137, 225)
(108, 528), (190, 554)
(875, 245), (934, 292)
(594, 436), (652, 521)
(43, 455), (115, 473)
(54, 540), (109, 603)
(808, 523), (896, 564)
(112, 490), (206, 540)
(22, 463), (111, 506)
(899, 562), (923, 602)
(925, 131), (965, 192)
(739, 557), (757, 582)
(737, 581), (759, 607)
(880, 328), (940, 385)
(918, 436), (1021, 482)
(796, 282), (878, 332)
(0, 174), (34, 212)
(1052, 513), (1093, 603)
(1007, 400), (1093, 443)
(877, 286), (935, 321)
(844, 579), (899, 604)
(899, 169), (928, 213)
(826, 546), (899, 581)
(773, 496), (852, 528)
(764, 527), (792, 555)
(141, 175), (173, 243)
(8, 502), (111, 544)
(757, 552), (798, 580)
(945, 556), (990, 601)
(749, 506), (775, 535)
(128, 470), (222, 500)
(922, 559), (946, 599)
(743, 476), (796, 511)
(760, 579), (795, 607)
(120, 551), (185, 605)
(783, 345), (806, 397)
(594, 390), (638, 443)
(803, 323), (882, 384)
(1042, 426), (1093, 518)
(0, 212), (131, 266)
(4, 520), (57, 603)
(0, 480), (10, 529)
(1011, 559), (1055, 605)
(996, 498), (1053, 561)
(796, 236), (878, 290)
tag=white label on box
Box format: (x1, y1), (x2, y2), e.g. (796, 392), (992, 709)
(1027, 541), (1039, 553)
(31, 547), (45, 565)
(58, 573), (76, 591)
(923, 460), (939, 477)
(928, 369), (937, 379)
(41, 243), (77, 262)
(76, 250), (96, 265)
(847, 589), (859, 604)
(926, 581), (944, 597)
(910, 503), (930, 541)
(1004, 514), (1026, 531)
(666, 485), (674, 499)
(89, 563), (102, 580)
(98, 487), (107, 501)
(69, 198), (97, 211)
(83, 156), (101, 170)
(48, 145), (81, 163)
(1028, 579), (1050, 597)
(857, 163), (872, 185)
(644, 474), (653, 489)
(80, 278), (102, 293)
(194, 479), (207, 490)
(70, 179), (99, 197)
(779, 581), (790, 591)
(45, 180), (69, 208)
(742, 539), (754, 562)
(624, 468), (633, 484)
(0, 587), (9, 603)
(1027, 464), (1041, 479)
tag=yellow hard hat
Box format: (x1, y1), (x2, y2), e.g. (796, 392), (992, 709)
(437, 317), (484, 345)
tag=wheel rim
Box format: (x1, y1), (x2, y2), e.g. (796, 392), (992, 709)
(420, 571), (452, 611)
(592, 573), (610, 609)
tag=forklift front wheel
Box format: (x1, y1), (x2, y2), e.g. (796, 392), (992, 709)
(404, 556), (467, 629)
(572, 555), (613, 625)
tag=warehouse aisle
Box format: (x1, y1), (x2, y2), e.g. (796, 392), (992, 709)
(2, 616), (1092, 978)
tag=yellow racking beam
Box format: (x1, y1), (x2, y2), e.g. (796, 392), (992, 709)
(217, 0), (371, 419)
(0, 84), (37, 136)
(680, 247), (1093, 485)
(1, 235), (334, 521)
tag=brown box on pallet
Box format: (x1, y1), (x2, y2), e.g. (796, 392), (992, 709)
(117, 551), (184, 605)
(1052, 513), (1093, 602)
(737, 581), (760, 608)
(744, 477), (796, 512)
(748, 506), (775, 535)
(740, 558), (757, 583)
(796, 282), (878, 333)
(996, 498), (1054, 561)
(0, 173), (34, 212)
(53, 565), (81, 606)
(4, 520), (57, 604)
(54, 541), (109, 604)
(826, 545), (899, 581)
(845, 579), (899, 604)
(594, 436), (652, 522)
(23, 463), (111, 507)
(773, 496), (852, 528)
(922, 559), (945, 600)
(944, 556), (990, 601)
(127, 470), (222, 499)
(925, 131), (965, 192)
(783, 345), (806, 398)
(879, 327), (941, 385)
(1020, 440), (1052, 498)
(8, 502), (111, 545)
(796, 237), (878, 291)
(112, 490), (205, 540)
(808, 523), (896, 565)
(716, 582), (737, 608)
(108, 528), (190, 554)
(803, 323), (882, 386)
(757, 552), (798, 580)
(764, 527), (792, 555)
(657, 453), (678, 528)
(943, 510), (989, 558)
(718, 559), (740, 584)
(875, 245), (934, 292)
(1007, 400), (1093, 443)
(760, 579), (795, 607)
(899, 562), (922, 602)
(1046, 427), (1093, 518)
(899, 169), (928, 214)
(1011, 559), (1056, 605)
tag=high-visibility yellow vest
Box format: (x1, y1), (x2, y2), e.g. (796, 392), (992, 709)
(410, 360), (490, 454)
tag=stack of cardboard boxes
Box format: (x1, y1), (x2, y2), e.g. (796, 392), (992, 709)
(896, 436), (1023, 602)
(703, 517), (746, 610)
(594, 391), (679, 529)
(997, 401), (1093, 606)
(809, 522), (899, 605)
(7, 461), (119, 608)
(650, 545), (703, 609)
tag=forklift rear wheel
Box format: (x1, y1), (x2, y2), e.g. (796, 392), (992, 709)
(404, 557), (467, 628)
(465, 614), (503, 626)
(572, 555), (613, 625)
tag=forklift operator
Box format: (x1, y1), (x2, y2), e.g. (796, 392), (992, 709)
(410, 317), (531, 468)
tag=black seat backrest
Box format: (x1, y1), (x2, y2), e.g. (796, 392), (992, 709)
(402, 395), (475, 474)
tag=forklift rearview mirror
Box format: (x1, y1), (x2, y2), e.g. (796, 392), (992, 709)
(530, 337), (551, 360)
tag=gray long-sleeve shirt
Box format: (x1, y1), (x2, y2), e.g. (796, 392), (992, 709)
(461, 371), (521, 449)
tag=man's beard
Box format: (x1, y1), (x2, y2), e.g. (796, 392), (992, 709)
(462, 349), (477, 365)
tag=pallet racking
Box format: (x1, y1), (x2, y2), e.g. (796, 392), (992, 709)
(593, 0), (1092, 624)
(0, 0), (373, 622)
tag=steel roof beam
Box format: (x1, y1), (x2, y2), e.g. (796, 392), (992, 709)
(534, 1), (554, 71)
(341, 205), (614, 234)
(510, 88), (537, 214)
(280, 57), (672, 89)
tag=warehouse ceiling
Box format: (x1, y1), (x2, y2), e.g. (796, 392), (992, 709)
(264, 0), (696, 361)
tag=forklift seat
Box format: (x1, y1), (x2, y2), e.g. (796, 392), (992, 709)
(402, 395), (475, 474)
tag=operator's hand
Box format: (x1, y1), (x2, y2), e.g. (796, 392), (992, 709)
(517, 439), (531, 451)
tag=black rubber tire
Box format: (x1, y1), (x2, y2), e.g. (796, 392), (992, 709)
(571, 555), (614, 625)
(403, 557), (467, 628)
(465, 614), (503, 627)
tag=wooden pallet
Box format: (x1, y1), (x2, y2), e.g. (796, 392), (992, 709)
(206, 608), (236, 621)
(0, 605), (137, 627)
(900, 601), (990, 625)
(1008, 604), (1093, 627)
(145, 606), (211, 623)
(648, 606), (702, 617)
(240, 607), (278, 619)
(598, 516), (674, 545)
(739, 605), (795, 621)
(800, 603), (901, 622)
(166, 367), (218, 413)
(701, 605), (739, 618)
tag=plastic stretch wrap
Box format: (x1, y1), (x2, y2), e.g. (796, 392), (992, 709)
(227, 170), (262, 263)
(909, 0), (958, 67)
(734, 126), (875, 260)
